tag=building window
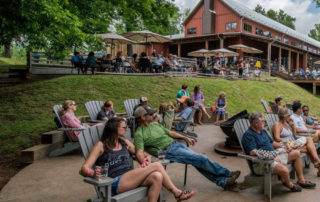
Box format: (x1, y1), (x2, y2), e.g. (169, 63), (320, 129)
(291, 41), (296, 46)
(256, 28), (263, 36)
(283, 38), (289, 44)
(187, 28), (197, 35)
(243, 23), (252, 32)
(303, 45), (307, 50)
(226, 22), (237, 31)
(275, 35), (281, 41)
(298, 43), (302, 49)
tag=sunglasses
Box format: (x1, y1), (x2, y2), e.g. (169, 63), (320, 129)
(120, 126), (128, 130)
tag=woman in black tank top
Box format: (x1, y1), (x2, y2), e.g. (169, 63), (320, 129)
(81, 117), (195, 201)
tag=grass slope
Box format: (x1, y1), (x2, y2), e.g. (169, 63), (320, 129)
(0, 57), (26, 72)
(1, 75), (320, 154)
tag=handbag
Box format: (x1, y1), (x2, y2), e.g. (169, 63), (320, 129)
(211, 107), (216, 113)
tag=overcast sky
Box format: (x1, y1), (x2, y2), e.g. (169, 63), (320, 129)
(174, 0), (320, 35)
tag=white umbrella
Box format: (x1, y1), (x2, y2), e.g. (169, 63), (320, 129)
(315, 60), (320, 65)
(210, 48), (239, 57)
(97, 33), (135, 56)
(229, 44), (263, 54)
(187, 49), (217, 57)
(122, 30), (171, 43)
(122, 30), (171, 53)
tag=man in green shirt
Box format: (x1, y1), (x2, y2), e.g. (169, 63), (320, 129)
(133, 106), (240, 189)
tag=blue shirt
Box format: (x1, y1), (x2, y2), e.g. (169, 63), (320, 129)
(302, 115), (314, 125)
(154, 58), (164, 66)
(242, 128), (274, 154)
(175, 107), (192, 131)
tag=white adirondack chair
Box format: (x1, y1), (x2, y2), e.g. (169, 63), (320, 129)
(123, 99), (139, 132)
(78, 124), (155, 202)
(85, 100), (105, 123)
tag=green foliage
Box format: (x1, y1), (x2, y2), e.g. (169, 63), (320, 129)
(254, 4), (296, 30)
(1, 75), (320, 154)
(315, 0), (320, 7)
(309, 24), (320, 42)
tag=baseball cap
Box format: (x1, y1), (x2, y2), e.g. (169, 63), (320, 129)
(134, 106), (157, 118)
(140, 97), (148, 102)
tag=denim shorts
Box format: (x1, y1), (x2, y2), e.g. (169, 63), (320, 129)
(111, 174), (123, 196)
(216, 109), (226, 115)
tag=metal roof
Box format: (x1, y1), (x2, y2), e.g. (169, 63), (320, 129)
(221, 0), (320, 48)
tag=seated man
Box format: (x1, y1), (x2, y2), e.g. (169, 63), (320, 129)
(242, 112), (316, 192)
(133, 106), (241, 190)
(290, 101), (320, 141)
(152, 54), (164, 73)
(133, 97), (153, 113)
(174, 98), (192, 132)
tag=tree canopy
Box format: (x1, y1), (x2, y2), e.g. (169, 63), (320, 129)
(0, 0), (181, 58)
(254, 4), (296, 30)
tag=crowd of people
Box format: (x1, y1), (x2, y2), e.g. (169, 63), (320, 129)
(55, 86), (320, 200)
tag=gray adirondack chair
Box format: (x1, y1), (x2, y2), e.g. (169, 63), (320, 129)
(173, 107), (198, 139)
(268, 102), (279, 114)
(85, 101), (105, 123)
(261, 99), (271, 114)
(265, 114), (311, 168)
(49, 104), (84, 157)
(234, 119), (294, 202)
(123, 99), (139, 132)
(78, 124), (155, 202)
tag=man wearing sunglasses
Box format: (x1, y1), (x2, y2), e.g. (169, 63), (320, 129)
(133, 105), (240, 190)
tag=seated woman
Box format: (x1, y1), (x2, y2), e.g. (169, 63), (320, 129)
(215, 92), (227, 123)
(273, 108), (320, 176)
(59, 100), (94, 141)
(86, 51), (99, 74)
(97, 100), (116, 122)
(191, 85), (211, 125)
(80, 117), (195, 201)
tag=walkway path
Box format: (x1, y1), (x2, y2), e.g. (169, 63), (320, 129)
(0, 125), (319, 202)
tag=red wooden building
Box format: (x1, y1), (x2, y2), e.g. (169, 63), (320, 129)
(165, 0), (320, 71)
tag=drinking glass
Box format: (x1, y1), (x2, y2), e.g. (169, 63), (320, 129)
(99, 164), (109, 181)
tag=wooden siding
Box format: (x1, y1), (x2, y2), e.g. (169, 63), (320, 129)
(184, 3), (204, 37)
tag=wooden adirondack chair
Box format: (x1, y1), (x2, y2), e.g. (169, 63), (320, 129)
(78, 124), (156, 202)
(265, 114), (311, 168)
(123, 99), (139, 132)
(234, 119), (294, 202)
(49, 104), (84, 157)
(173, 107), (198, 139)
(85, 101), (105, 123)
(261, 100), (271, 114)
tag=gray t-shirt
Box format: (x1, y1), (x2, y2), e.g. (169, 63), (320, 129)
(97, 110), (116, 120)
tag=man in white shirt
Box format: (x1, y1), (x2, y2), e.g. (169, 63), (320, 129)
(290, 101), (320, 142)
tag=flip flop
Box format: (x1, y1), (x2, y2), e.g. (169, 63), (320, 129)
(297, 181), (316, 189)
(290, 183), (302, 192)
(175, 190), (196, 201)
(314, 161), (320, 168)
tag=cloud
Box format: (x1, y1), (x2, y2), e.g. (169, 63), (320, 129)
(174, 0), (320, 35)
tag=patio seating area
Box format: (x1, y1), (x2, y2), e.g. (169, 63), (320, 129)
(1, 124), (319, 202)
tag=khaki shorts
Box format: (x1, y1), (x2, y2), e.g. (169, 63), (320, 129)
(253, 152), (288, 175)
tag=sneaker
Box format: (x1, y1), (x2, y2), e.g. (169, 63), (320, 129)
(224, 175), (237, 190)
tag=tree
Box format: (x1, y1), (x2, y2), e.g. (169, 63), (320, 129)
(309, 24), (320, 41)
(0, 0), (181, 59)
(254, 4), (296, 30)
(315, 0), (320, 7)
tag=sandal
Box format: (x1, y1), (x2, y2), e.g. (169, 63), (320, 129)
(314, 161), (320, 168)
(290, 183), (302, 192)
(175, 190), (196, 201)
(297, 181), (316, 189)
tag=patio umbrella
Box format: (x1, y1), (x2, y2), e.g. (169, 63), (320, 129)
(315, 60), (320, 65)
(210, 48), (239, 57)
(229, 44), (263, 54)
(187, 49), (217, 57)
(97, 33), (135, 56)
(122, 30), (171, 53)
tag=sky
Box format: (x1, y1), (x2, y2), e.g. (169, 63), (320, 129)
(174, 0), (320, 35)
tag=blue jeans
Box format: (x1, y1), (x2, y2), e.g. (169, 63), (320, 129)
(164, 141), (231, 187)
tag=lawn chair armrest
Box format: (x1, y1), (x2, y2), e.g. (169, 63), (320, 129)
(58, 128), (85, 131)
(84, 177), (113, 186)
(238, 153), (273, 164)
(296, 133), (312, 137)
(88, 119), (105, 123)
(173, 120), (191, 124)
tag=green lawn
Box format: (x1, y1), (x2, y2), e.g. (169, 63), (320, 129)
(1, 75), (320, 154)
(0, 57), (26, 72)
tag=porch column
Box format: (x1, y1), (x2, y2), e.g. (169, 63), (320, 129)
(296, 52), (299, 70)
(267, 42), (271, 76)
(178, 43), (181, 57)
(220, 39), (224, 48)
(278, 47), (282, 68)
(288, 50), (291, 72)
(205, 40), (209, 50)
(303, 53), (307, 69)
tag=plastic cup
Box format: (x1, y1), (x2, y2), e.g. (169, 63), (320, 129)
(99, 164), (109, 181)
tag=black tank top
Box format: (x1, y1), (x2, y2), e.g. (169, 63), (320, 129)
(95, 144), (133, 178)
